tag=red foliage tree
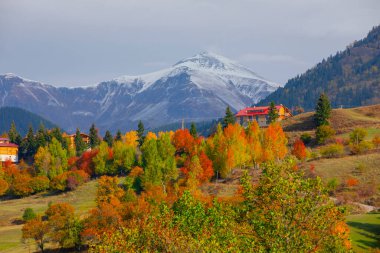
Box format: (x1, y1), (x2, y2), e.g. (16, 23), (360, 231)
(172, 129), (195, 155)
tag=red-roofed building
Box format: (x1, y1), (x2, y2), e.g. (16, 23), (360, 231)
(236, 104), (292, 127)
(0, 137), (19, 163)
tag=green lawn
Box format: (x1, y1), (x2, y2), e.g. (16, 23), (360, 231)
(347, 213), (380, 252)
(338, 127), (380, 141)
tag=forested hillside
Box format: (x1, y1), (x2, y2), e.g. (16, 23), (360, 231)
(0, 107), (58, 136)
(258, 25), (380, 110)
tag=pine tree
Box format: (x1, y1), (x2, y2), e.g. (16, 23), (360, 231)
(89, 123), (100, 149)
(314, 93), (332, 126)
(74, 128), (86, 156)
(115, 130), (122, 141)
(190, 122), (197, 138)
(223, 106), (236, 128)
(8, 121), (21, 145)
(268, 102), (279, 124)
(50, 128), (68, 150)
(36, 123), (48, 148)
(103, 130), (114, 147)
(22, 125), (37, 158)
(137, 121), (145, 146)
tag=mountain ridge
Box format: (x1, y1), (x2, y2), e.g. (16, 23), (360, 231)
(0, 52), (279, 133)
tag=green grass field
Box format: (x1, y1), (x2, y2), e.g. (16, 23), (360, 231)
(347, 213), (380, 252)
(0, 180), (97, 253)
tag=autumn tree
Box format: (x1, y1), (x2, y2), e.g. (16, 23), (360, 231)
(96, 176), (125, 207)
(74, 128), (87, 156)
(223, 106), (236, 128)
(268, 101), (279, 123)
(89, 123), (100, 149)
(34, 146), (52, 177)
(292, 139), (307, 161)
(240, 160), (351, 252)
(314, 93), (331, 127)
(262, 123), (288, 162)
(172, 129), (195, 155)
(22, 216), (50, 253)
(123, 131), (139, 148)
(0, 178), (9, 196)
(45, 203), (82, 249)
(245, 121), (263, 168)
(50, 127), (68, 150)
(103, 130), (114, 147)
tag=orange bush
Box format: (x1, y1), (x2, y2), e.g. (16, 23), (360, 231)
(346, 178), (359, 187)
(292, 139), (307, 160)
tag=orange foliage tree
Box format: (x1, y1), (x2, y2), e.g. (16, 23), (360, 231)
(262, 123), (288, 162)
(292, 139), (307, 161)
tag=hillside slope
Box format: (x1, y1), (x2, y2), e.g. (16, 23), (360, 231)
(258, 25), (380, 110)
(0, 107), (59, 136)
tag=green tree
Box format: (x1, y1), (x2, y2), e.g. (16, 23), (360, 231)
(8, 121), (22, 145)
(103, 130), (114, 147)
(22, 208), (37, 222)
(74, 128), (87, 156)
(349, 128), (367, 145)
(50, 127), (68, 150)
(316, 125), (336, 144)
(141, 137), (161, 187)
(20, 125), (37, 159)
(48, 138), (68, 179)
(112, 141), (136, 175)
(223, 106), (236, 128)
(36, 123), (49, 148)
(268, 101), (279, 123)
(93, 141), (112, 176)
(137, 120), (145, 146)
(190, 122), (197, 138)
(314, 93), (332, 126)
(89, 123), (100, 149)
(115, 130), (122, 141)
(240, 160), (351, 252)
(157, 132), (177, 192)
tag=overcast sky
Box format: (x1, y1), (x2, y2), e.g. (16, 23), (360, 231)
(0, 0), (379, 87)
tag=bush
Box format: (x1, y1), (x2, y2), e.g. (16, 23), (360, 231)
(320, 143), (344, 158)
(50, 170), (90, 192)
(316, 125), (335, 144)
(327, 178), (339, 195)
(349, 128), (367, 145)
(349, 141), (374, 154)
(300, 133), (312, 144)
(22, 208), (36, 222)
(372, 135), (380, 148)
(29, 176), (50, 193)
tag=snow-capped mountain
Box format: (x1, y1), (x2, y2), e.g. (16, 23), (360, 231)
(0, 52), (280, 133)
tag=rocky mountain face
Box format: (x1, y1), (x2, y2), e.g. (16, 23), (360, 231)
(0, 52), (279, 133)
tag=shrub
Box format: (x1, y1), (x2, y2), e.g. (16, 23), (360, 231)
(327, 178), (339, 195)
(50, 170), (90, 192)
(29, 176), (50, 193)
(291, 139), (307, 160)
(372, 135), (380, 148)
(22, 208), (37, 222)
(316, 125), (335, 144)
(320, 143), (344, 158)
(349, 141), (374, 154)
(300, 133), (312, 144)
(349, 128), (367, 145)
(50, 174), (67, 192)
(346, 178), (359, 187)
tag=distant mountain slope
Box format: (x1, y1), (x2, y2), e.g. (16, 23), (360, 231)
(258, 25), (380, 110)
(0, 52), (279, 133)
(0, 107), (59, 136)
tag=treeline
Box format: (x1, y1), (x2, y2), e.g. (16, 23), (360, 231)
(258, 25), (380, 111)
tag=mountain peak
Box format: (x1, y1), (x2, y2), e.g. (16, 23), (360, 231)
(173, 51), (235, 70)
